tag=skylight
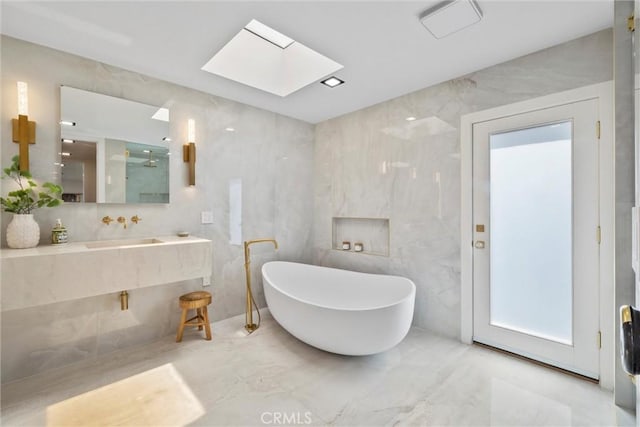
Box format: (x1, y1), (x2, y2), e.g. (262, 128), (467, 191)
(201, 19), (343, 97)
(244, 19), (293, 49)
(152, 107), (169, 122)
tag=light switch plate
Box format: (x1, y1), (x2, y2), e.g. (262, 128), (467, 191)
(201, 211), (213, 224)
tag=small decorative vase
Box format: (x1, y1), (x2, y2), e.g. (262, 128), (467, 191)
(6, 214), (40, 249)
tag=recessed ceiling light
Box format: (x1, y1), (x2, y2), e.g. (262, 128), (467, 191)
(321, 76), (344, 88)
(244, 19), (294, 49)
(225, 127), (235, 132)
(60, 152), (71, 157)
(406, 116), (417, 121)
(59, 120), (76, 126)
(162, 137), (172, 142)
(143, 150), (151, 153)
(61, 139), (75, 143)
(420, 0), (483, 39)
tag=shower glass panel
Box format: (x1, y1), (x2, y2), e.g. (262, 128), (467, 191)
(489, 121), (573, 344)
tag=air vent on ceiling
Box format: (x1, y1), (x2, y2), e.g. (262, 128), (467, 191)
(420, 0), (483, 39)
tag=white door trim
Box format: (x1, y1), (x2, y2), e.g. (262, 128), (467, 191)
(460, 81), (614, 390)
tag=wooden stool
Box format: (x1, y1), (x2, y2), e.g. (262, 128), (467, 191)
(176, 291), (212, 342)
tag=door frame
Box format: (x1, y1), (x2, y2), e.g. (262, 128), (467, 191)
(460, 81), (614, 389)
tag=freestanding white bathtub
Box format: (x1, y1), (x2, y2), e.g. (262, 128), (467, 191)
(262, 261), (416, 356)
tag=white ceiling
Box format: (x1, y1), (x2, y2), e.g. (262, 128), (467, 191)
(1, 1), (613, 124)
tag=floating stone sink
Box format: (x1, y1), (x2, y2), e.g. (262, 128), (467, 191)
(1, 235), (212, 311)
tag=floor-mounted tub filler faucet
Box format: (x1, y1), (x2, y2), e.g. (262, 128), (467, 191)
(243, 238), (278, 333)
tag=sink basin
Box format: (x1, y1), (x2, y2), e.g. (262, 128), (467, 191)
(85, 238), (165, 249)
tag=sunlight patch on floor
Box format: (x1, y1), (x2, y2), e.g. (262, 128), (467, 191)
(46, 363), (204, 426)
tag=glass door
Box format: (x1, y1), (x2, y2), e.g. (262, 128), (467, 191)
(473, 99), (600, 379)
(489, 121), (573, 344)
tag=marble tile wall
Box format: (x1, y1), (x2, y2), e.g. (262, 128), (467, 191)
(0, 36), (315, 382)
(313, 29), (614, 339)
(614, 0), (636, 409)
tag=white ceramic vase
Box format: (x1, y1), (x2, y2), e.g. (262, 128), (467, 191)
(6, 214), (40, 249)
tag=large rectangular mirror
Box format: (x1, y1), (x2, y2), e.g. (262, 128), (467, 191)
(60, 86), (171, 203)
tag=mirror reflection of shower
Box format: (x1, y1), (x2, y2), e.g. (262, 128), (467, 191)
(62, 140), (171, 204)
(60, 86), (171, 204)
(143, 149), (157, 168)
(125, 143), (170, 203)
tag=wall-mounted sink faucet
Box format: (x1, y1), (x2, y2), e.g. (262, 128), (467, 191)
(102, 215), (138, 228)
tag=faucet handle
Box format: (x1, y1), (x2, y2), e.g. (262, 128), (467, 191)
(131, 215), (142, 224)
(117, 216), (128, 229)
(102, 216), (114, 225)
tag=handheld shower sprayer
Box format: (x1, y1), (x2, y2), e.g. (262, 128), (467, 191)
(243, 238), (278, 333)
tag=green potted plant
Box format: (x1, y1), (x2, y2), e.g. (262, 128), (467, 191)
(1, 156), (63, 248)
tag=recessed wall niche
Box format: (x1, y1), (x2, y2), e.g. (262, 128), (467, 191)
(332, 217), (390, 256)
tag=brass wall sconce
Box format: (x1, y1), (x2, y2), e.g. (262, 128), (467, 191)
(11, 82), (36, 171)
(183, 118), (196, 186)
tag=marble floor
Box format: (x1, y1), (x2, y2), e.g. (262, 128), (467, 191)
(1, 310), (634, 426)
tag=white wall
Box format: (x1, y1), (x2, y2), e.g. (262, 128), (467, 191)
(616, 0), (638, 411)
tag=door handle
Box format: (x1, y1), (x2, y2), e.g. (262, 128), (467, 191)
(621, 305), (640, 376)
(474, 240), (485, 249)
